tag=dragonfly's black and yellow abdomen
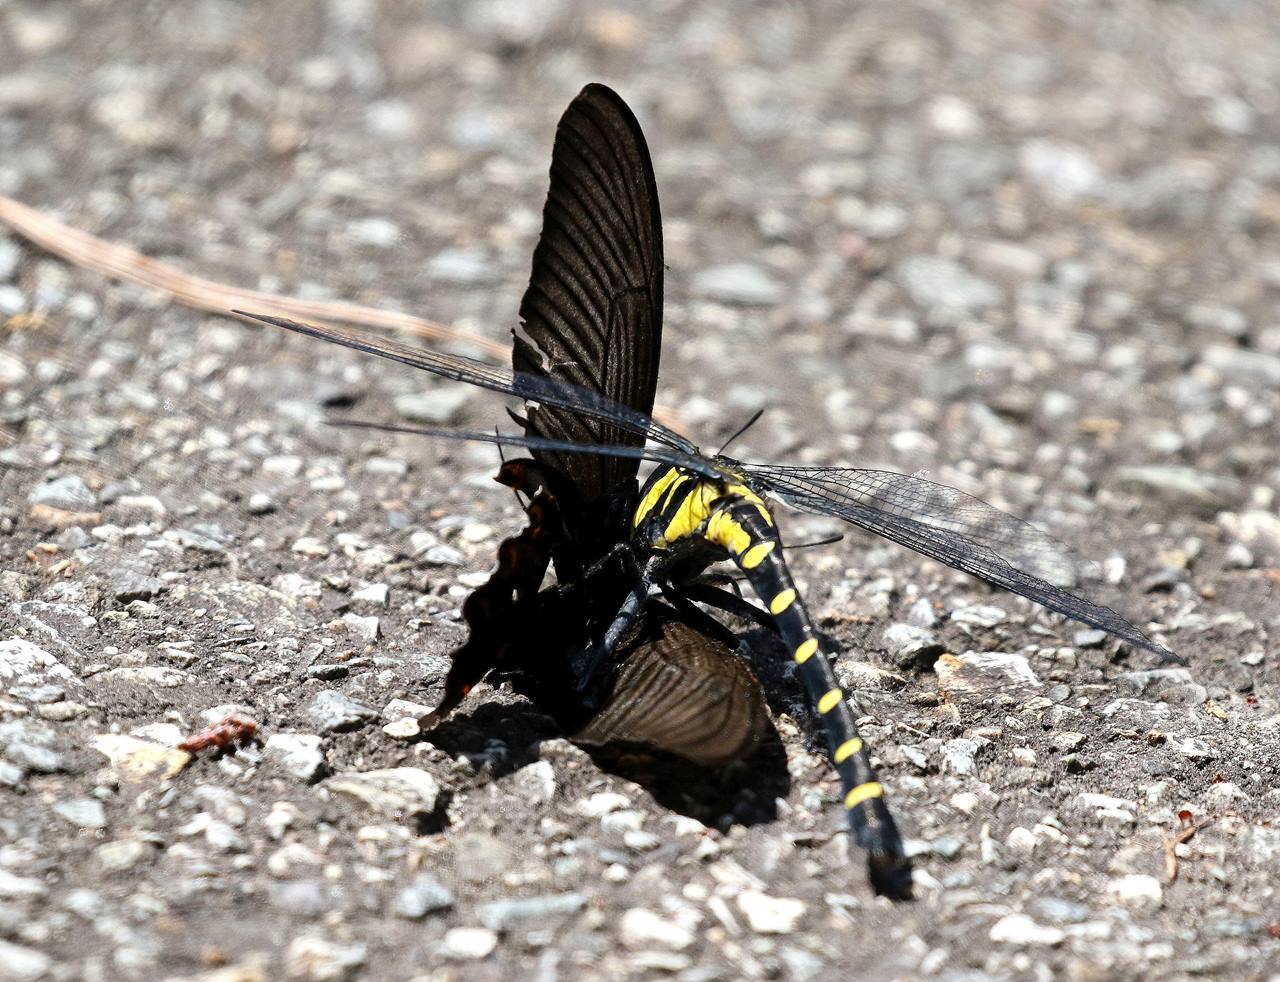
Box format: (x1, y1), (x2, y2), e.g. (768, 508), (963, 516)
(631, 465), (911, 897)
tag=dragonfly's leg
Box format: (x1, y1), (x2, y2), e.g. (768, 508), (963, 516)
(574, 555), (661, 705)
(657, 583), (745, 650)
(676, 581), (777, 634)
(707, 501), (912, 899)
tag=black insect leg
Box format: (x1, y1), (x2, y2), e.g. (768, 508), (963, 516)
(711, 500), (913, 899)
(676, 581), (778, 634)
(574, 554), (664, 706)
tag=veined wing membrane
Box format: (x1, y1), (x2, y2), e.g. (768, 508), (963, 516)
(329, 420), (717, 477)
(748, 464), (1171, 657)
(750, 465), (1083, 582)
(236, 311), (698, 457)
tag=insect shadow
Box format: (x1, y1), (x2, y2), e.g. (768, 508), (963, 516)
(422, 667), (791, 832)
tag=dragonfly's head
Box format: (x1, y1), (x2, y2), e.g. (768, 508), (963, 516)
(709, 454), (746, 480)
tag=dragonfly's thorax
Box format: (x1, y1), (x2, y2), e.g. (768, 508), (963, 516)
(632, 464), (775, 556)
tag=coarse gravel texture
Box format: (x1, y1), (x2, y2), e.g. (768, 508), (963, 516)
(2, 1), (1279, 980)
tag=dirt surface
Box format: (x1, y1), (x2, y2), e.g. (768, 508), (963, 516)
(2, 1), (1280, 979)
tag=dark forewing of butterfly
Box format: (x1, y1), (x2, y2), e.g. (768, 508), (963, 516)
(513, 83), (665, 504)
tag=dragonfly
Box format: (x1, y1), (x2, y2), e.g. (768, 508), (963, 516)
(239, 83), (1172, 898)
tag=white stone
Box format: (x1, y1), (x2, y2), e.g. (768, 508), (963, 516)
(264, 734), (326, 783)
(736, 891), (806, 934)
(441, 927), (497, 960)
(577, 791), (630, 817)
(619, 908), (695, 951)
(0, 940), (51, 981)
(512, 760), (556, 803)
(1106, 874), (1163, 910)
(0, 638), (75, 685)
(92, 734), (191, 783)
(989, 913), (1065, 946)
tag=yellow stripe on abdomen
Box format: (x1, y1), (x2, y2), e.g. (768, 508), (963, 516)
(834, 738), (863, 763)
(740, 540), (775, 568)
(769, 589), (797, 615)
(844, 782), (883, 810)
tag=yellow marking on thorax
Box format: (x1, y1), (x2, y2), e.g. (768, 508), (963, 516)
(634, 468), (686, 527)
(794, 639), (818, 664)
(834, 738), (863, 763)
(817, 688), (843, 714)
(844, 782), (883, 810)
(740, 540), (775, 569)
(769, 589), (797, 615)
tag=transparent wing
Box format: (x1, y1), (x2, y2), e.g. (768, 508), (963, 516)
(237, 311), (699, 457)
(745, 464), (1172, 658)
(329, 419), (717, 477)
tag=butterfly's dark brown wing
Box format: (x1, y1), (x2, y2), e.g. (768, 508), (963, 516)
(513, 83), (664, 503)
(573, 608), (770, 768)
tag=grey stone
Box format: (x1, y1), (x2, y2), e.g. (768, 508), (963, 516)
(265, 733), (327, 782)
(307, 691), (376, 733)
(394, 386), (471, 425)
(351, 583), (389, 606)
(907, 597), (938, 628)
(1184, 304), (1248, 338)
(1114, 465), (1242, 509)
(347, 217), (400, 248)
(511, 760), (556, 803)
(882, 623), (945, 667)
(0, 286), (26, 318)
(4, 740), (67, 774)
(0, 761), (24, 788)
(1106, 874), (1163, 910)
(53, 797), (107, 829)
(28, 474), (95, 510)
(895, 255), (1004, 316)
(0, 638), (74, 686)
(0, 940), (51, 981)
(1020, 140), (1102, 202)
(112, 573), (166, 603)
(0, 869), (47, 899)
(941, 738), (979, 775)
(691, 263), (784, 305)
(269, 880), (335, 916)
(0, 238), (20, 281)
(325, 767), (440, 818)
(477, 892), (586, 932)
(1116, 669), (1207, 705)
(619, 907), (695, 951)
(392, 874), (454, 919)
(426, 247), (499, 285)
(736, 890), (806, 934)
(341, 613), (379, 643)
(1203, 344), (1280, 386)
(284, 934), (367, 979)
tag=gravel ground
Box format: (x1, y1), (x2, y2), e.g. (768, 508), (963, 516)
(2, 1), (1280, 979)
